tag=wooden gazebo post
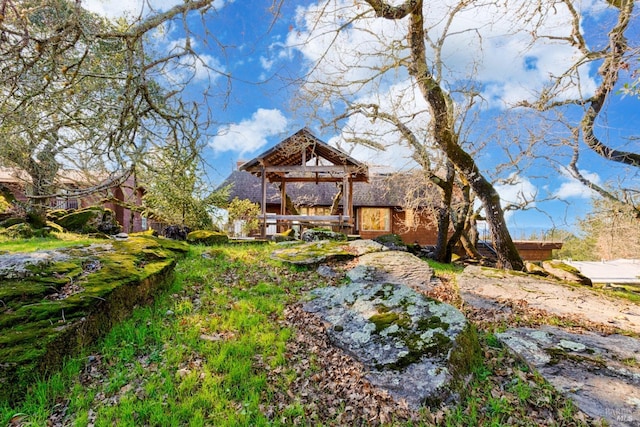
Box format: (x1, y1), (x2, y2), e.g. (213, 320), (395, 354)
(280, 179), (287, 232)
(260, 164), (267, 238)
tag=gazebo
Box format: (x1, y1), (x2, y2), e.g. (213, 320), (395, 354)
(239, 128), (369, 236)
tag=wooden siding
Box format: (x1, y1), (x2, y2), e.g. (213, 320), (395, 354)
(512, 241), (563, 262)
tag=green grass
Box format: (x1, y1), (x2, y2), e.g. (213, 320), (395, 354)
(592, 283), (640, 304)
(0, 232), (104, 252)
(1, 244), (309, 426)
(426, 259), (464, 276)
(1, 241), (593, 426)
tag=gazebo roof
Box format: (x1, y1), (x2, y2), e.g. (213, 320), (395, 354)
(239, 128), (368, 183)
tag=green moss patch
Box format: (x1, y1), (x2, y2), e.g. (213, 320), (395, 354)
(186, 230), (229, 245)
(53, 206), (121, 235)
(0, 235), (188, 404)
(271, 240), (355, 265)
(370, 311), (404, 332)
(0, 189), (13, 214)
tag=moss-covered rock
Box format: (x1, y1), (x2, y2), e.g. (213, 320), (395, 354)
(525, 261), (549, 277)
(0, 235), (188, 404)
(54, 206), (121, 235)
(271, 240), (355, 265)
(45, 221), (65, 233)
(0, 217), (26, 228)
(46, 209), (71, 222)
(542, 261), (592, 286)
(301, 228), (347, 242)
(497, 325), (640, 426)
(271, 231), (297, 242)
(0, 188), (14, 214)
(304, 279), (473, 408)
(186, 230), (229, 245)
(374, 233), (408, 251)
(0, 223), (36, 238)
(130, 228), (158, 237)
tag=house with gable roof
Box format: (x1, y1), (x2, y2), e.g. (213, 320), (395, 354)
(0, 167), (146, 233)
(220, 128), (441, 244)
(221, 128), (563, 260)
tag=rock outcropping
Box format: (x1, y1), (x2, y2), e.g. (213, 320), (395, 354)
(304, 279), (471, 408)
(498, 326), (640, 427)
(278, 243), (479, 409)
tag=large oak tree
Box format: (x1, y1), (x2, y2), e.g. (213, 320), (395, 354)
(0, 0), (232, 212)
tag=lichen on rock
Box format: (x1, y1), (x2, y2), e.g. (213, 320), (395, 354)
(271, 240), (355, 265)
(304, 279), (470, 408)
(497, 326), (640, 427)
(301, 228), (347, 242)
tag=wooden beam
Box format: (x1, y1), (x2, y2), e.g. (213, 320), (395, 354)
(342, 175), (348, 217)
(349, 179), (354, 219)
(280, 180), (286, 216)
(268, 177), (345, 183)
(263, 165), (361, 173)
(261, 166), (267, 238)
(270, 215), (351, 222)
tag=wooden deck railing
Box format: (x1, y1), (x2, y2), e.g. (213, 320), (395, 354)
(263, 214), (353, 234)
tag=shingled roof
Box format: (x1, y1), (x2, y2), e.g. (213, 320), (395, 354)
(221, 170), (414, 208)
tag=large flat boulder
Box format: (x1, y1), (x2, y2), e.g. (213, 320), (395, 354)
(541, 261), (592, 286)
(498, 326), (640, 426)
(349, 251), (436, 294)
(304, 279), (472, 409)
(458, 265), (640, 333)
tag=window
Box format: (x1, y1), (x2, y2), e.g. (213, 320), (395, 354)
(300, 206), (332, 216)
(405, 209), (416, 229)
(53, 197), (78, 210)
(361, 208), (391, 231)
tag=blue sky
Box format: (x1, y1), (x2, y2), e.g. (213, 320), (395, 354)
(83, 0), (639, 236)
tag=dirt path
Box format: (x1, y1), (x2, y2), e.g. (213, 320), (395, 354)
(458, 265), (640, 334)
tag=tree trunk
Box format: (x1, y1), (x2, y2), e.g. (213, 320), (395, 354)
(444, 182), (472, 262)
(433, 162), (454, 262)
(460, 233), (481, 259)
(461, 212), (482, 259)
(403, 1), (523, 270)
(277, 184), (299, 215)
(330, 183), (344, 215)
(363, 0), (524, 269)
(24, 154), (59, 222)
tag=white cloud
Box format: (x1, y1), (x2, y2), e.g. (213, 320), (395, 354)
(284, 0), (599, 110)
(494, 175), (538, 210)
(81, 0), (175, 19)
(82, 2), (227, 86)
(324, 80), (432, 170)
(554, 169), (601, 199)
(209, 109), (288, 156)
(162, 38), (226, 84)
(82, 0), (234, 19)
